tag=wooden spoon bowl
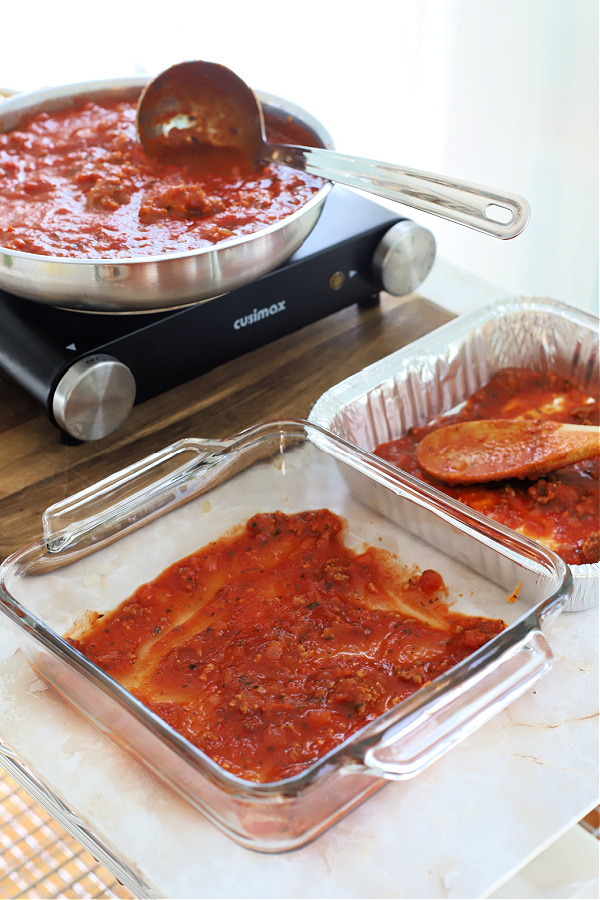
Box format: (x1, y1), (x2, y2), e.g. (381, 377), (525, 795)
(416, 419), (600, 485)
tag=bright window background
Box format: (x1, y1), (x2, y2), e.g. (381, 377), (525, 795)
(1, 0), (597, 314)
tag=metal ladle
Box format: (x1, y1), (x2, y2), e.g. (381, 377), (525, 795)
(137, 60), (530, 239)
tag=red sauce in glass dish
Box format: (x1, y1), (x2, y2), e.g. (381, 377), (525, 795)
(67, 508), (506, 783)
(375, 369), (599, 567)
(0, 95), (323, 259)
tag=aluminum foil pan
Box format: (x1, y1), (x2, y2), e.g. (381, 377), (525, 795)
(309, 296), (599, 612)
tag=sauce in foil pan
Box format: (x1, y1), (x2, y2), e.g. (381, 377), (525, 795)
(309, 296), (599, 611)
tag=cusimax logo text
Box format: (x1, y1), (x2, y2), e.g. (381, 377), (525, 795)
(233, 301), (286, 330)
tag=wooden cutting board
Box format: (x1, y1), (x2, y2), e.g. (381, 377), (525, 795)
(0, 293), (453, 559)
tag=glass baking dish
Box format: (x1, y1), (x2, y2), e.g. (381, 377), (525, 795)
(0, 420), (571, 852)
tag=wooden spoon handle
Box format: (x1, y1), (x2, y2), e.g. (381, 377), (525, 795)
(546, 423), (600, 464)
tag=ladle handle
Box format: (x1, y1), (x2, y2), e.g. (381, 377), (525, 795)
(266, 144), (530, 239)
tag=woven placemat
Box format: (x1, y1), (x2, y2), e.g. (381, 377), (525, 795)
(0, 765), (134, 900)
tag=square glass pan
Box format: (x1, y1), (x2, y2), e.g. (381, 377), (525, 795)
(0, 420), (571, 852)
(309, 296), (599, 611)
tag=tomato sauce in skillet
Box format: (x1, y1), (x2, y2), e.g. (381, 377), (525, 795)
(0, 95), (323, 258)
(374, 369), (599, 566)
(67, 508), (506, 783)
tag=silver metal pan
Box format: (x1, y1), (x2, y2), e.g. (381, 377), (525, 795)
(0, 77), (333, 313)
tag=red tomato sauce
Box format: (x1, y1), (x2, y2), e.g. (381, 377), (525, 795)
(67, 508), (506, 783)
(374, 369), (599, 566)
(0, 95), (323, 258)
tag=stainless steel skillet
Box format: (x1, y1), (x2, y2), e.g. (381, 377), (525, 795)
(0, 77), (334, 313)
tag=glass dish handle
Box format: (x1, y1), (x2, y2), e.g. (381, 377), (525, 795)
(362, 627), (553, 780)
(43, 437), (231, 551)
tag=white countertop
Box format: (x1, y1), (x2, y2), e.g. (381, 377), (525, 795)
(0, 598), (597, 899)
(0, 259), (598, 899)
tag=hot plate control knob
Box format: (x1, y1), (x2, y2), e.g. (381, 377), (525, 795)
(372, 220), (436, 296)
(52, 354), (136, 442)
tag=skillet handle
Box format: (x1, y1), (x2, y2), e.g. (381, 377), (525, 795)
(266, 143), (530, 240)
(359, 627), (552, 780)
(43, 437), (230, 552)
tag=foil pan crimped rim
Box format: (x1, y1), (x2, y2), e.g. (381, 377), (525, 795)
(310, 296), (599, 612)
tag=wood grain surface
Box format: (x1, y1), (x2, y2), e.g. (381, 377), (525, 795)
(0, 293), (453, 560)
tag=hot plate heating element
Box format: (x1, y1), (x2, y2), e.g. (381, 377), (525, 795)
(0, 188), (435, 440)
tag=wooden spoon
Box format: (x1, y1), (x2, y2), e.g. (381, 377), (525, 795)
(136, 60), (530, 239)
(416, 419), (600, 485)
